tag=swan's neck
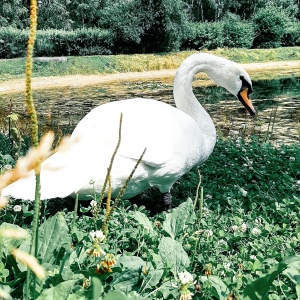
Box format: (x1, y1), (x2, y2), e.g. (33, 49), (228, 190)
(173, 54), (217, 152)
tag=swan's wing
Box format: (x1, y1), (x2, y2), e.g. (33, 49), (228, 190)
(73, 98), (200, 170)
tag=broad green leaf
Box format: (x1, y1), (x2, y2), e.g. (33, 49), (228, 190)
(112, 269), (141, 292)
(119, 255), (145, 270)
(0, 223), (28, 254)
(243, 256), (300, 300)
(162, 198), (196, 239)
(19, 213), (72, 271)
(200, 275), (229, 299)
(283, 260), (300, 299)
(158, 237), (190, 273)
(144, 252), (164, 287)
(67, 287), (86, 300)
(131, 211), (156, 236)
(92, 276), (103, 300)
(36, 280), (78, 300)
(103, 291), (143, 300)
(112, 255), (146, 292)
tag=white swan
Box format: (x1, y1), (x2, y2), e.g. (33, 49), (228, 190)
(2, 53), (255, 209)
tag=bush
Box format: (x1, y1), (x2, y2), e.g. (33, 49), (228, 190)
(181, 15), (254, 50)
(35, 29), (113, 56)
(0, 28), (113, 58)
(281, 21), (300, 46)
(253, 7), (290, 48)
(0, 27), (28, 58)
(222, 14), (254, 49)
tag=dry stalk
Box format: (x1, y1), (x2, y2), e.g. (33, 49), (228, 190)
(93, 113), (123, 223)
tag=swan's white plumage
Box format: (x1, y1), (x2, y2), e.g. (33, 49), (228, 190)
(2, 53), (254, 201)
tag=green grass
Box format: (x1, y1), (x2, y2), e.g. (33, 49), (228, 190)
(0, 47), (299, 82)
(1, 136), (299, 299)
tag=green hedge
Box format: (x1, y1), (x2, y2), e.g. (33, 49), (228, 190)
(0, 21), (299, 59)
(181, 15), (300, 51)
(0, 27), (28, 58)
(0, 28), (113, 58)
(181, 18), (254, 50)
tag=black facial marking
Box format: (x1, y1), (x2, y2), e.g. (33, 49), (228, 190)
(239, 76), (252, 95)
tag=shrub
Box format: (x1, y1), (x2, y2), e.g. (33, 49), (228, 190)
(35, 29), (113, 56)
(0, 28), (113, 58)
(181, 15), (254, 51)
(252, 7), (290, 48)
(222, 14), (254, 49)
(281, 21), (300, 46)
(0, 27), (28, 58)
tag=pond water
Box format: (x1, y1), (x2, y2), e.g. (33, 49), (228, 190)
(0, 76), (299, 145)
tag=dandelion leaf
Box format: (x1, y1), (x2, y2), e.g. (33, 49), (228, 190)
(103, 290), (142, 300)
(200, 275), (229, 299)
(131, 211), (156, 236)
(19, 213), (71, 271)
(158, 237), (190, 274)
(91, 276), (103, 300)
(243, 256), (300, 300)
(111, 255), (146, 292)
(162, 198), (196, 239)
(36, 279), (78, 300)
(0, 223), (28, 255)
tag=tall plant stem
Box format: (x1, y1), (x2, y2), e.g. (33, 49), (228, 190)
(25, 1), (40, 299)
(93, 113), (123, 224)
(71, 193), (79, 233)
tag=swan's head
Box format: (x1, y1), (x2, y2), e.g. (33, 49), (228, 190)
(203, 54), (256, 116)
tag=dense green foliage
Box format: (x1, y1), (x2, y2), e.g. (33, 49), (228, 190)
(0, 0), (299, 57)
(253, 7), (291, 48)
(1, 136), (299, 299)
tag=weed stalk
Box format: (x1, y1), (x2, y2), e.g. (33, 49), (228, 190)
(93, 113), (123, 224)
(102, 174), (112, 236)
(25, 1), (41, 299)
(103, 148), (146, 234)
(71, 193), (79, 234)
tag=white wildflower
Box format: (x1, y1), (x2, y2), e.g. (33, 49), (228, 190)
(13, 205), (22, 212)
(239, 188), (248, 197)
(289, 157), (295, 161)
(224, 262), (231, 269)
(205, 229), (213, 238)
(250, 255), (257, 260)
(218, 239), (226, 245)
(231, 225), (238, 232)
(90, 230), (105, 242)
(240, 223), (247, 233)
(90, 200), (97, 207)
(178, 271), (193, 285)
(251, 227), (261, 235)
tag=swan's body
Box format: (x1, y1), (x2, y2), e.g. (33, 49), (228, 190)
(2, 53), (255, 205)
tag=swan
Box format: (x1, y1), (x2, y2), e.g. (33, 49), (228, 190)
(1, 53), (255, 209)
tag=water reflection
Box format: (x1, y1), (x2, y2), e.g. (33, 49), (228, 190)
(0, 76), (299, 145)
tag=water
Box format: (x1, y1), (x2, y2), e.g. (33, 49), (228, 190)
(0, 76), (299, 145)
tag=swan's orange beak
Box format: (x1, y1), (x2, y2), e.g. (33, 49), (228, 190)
(238, 88), (256, 116)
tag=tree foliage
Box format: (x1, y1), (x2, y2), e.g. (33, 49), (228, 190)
(253, 7), (290, 48)
(0, 0), (299, 55)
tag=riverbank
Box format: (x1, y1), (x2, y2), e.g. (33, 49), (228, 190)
(0, 60), (299, 94)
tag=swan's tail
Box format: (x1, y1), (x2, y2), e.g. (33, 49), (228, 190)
(1, 150), (91, 201)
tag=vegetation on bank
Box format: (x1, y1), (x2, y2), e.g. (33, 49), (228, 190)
(0, 1), (299, 58)
(0, 47), (300, 82)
